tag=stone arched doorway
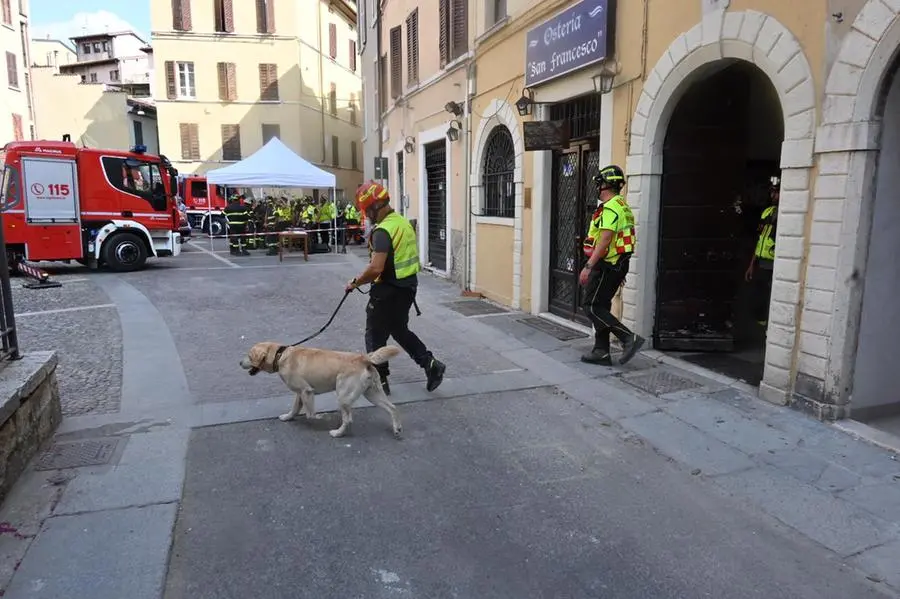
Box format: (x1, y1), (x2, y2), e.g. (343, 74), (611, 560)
(624, 10), (816, 402)
(806, 1), (900, 420)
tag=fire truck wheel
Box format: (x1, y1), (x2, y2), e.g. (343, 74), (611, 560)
(207, 216), (227, 237)
(102, 232), (148, 272)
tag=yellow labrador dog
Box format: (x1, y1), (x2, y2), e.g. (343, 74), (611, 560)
(240, 341), (403, 439)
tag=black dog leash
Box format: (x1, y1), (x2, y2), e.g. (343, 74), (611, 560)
(290, 287), (365, 347)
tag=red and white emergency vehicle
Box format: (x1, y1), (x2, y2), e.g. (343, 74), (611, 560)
(177, 174), (228, 235)
(0, 141), (183, 272)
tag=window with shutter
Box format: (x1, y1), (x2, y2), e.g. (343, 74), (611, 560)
(405, 9), (419, 86)
(179, 123), (200, 160)
(256, 0), (275, 34)
(350, 141), (358, 170)
(214, 0), (234, 33)
(165, 61), (177, 99)
(487, 0), (507, 27)
(389, 26), (401, 99)
(331, 135), (339, 166)
(329, 83), (337, 115)
(261, 124), (281, 144)
(1, 0), (11, 25)
(349, 40), (357, 71)
(221, 124), (242, 161)
(11, 114), (22, 141)
(450, 0), (468, 60)
(172, 0), (192, 31)
(438, 0), (449, 68)
(6, 51), (18, 88)
(259, 63), (279, 101)
(379, 53), (387, 115)
(217, 62), (237, 101)
(329, 23), (337, 59)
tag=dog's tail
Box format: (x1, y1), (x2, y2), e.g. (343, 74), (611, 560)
(367, 345), (402, 365)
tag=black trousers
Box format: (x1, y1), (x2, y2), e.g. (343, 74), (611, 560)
(581, 258), (634, 353)
(228, 223), (245, 249)
(752, 266), (774, 322)
(365, 283), (432, 378)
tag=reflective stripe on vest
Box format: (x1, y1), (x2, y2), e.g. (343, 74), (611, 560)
(582, 195), (636, 263)
(755, 205), (776, 261)
(371, 212), (420, 281)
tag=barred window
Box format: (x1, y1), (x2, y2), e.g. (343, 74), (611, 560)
(481, 126), (515, 218)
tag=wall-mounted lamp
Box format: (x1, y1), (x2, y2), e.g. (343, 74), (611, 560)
(515, 89), (534, 117)
(444, 100), (464, 117)
(592, 61), (621, 95)
(446, 119), (462, 142)
(403, 136), (415, 154)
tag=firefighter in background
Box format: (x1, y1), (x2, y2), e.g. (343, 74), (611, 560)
(302, 200), (317, 228)
(347, 181), (446, 396)
(344, 201), (361, 245)
(224, 194), (251, 256)
(578, 165), (645, 366)
(317, 196), (336, 246)
(745, 175), (780, 328)
(263, 197), (280, 256)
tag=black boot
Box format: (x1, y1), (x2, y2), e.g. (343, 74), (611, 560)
(581, 349), (612, 365)
(425, 358), (446, 392)
(618, 333), (646, 365)
(230, 247), (240, 255)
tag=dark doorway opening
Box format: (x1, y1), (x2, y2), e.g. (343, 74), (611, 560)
(655, 60), (784, 386)
(424, 140), (447, 271)
(547, 93), (603, 325)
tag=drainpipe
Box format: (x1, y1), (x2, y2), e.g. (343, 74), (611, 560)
(463, 61), (475, 291)
(375, 0), (384, 179)
(317, 4), (327, 163)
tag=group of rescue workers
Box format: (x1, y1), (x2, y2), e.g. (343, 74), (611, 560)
(221, 193), (363, 256)
(216, 160), (778, 397)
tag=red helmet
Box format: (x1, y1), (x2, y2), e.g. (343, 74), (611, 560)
(355, 180), (389, 212)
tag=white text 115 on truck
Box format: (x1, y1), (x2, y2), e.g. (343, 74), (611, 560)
(0, 141), (185, 272)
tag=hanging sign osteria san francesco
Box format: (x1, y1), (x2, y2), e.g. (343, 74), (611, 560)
(525, 0), (616, 88)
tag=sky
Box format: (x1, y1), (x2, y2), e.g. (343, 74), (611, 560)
(29, 0), (149, 45)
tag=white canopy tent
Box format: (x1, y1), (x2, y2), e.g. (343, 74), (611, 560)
(204, 137), (338, 254)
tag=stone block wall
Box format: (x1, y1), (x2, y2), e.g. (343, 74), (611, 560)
(0, 352), (62, 504)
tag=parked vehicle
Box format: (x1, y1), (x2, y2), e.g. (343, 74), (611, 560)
(177, 175), (228, 235)
(0, 141), (183, 272)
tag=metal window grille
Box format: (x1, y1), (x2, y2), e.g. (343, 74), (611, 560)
(481, 126), (515, 218)
(548, 92), (603, 142)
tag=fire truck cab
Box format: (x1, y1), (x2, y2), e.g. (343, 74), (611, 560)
(177, 175), (228, 236)
(0, 141), (183, 272)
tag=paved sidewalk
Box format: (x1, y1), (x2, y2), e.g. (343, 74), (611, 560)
(0, 249), (897, 597)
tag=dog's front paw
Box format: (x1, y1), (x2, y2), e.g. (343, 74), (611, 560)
(278, 413), (295, 422)
(329, 428), (344, 438)
(307, 413), (323, 420)
(393, 426), (402, 439)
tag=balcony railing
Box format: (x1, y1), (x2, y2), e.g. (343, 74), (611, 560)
(0, 212), (19, 362)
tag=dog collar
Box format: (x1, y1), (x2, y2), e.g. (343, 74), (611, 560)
(272, 345), (288, 372)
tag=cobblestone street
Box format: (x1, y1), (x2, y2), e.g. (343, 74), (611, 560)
(0, 240), (898, 598)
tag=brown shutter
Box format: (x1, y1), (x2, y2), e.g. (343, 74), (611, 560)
(329, 82), (336, 115)
(11, 114), (22, 141)
(1, 0), (10, 25)
(331, 135), (339, 166)
(6, 51), (17, 88)
(450, 0), (467, 59)
(165, 61), (176, 99)
(438, 0), (449, 68)
(378, 53), (387, 114)
(406, 9), (418, 85)
(173, 0), (192, 31)
(221, 124), (241, 160)
(226, 63), (236, 100)
(257, 0), (275, 33)
(349, 40), (357, 72)
(217, 62), (227, 100)
(329, 23), (337, 59)
(389, 26), (401, 98)
(351, 140), (358, 170)
(224, 0), (234, 32)
(259, 63), (278, 101)
(180, 123), (200, 160)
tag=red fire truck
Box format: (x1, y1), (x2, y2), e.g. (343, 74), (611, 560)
(0, 141), (184, 272)
(177, 174), (228, 235)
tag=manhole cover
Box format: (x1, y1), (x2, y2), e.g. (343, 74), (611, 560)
(34, 439), (119, 471)
(518, 317), (589, 341)
(444, 300), (508, 317)
(620, 370), (701, 396)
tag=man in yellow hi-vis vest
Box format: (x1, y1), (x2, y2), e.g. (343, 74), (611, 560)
(346, 180), (446, 396)
(578, 165), (645, 366)
(745, 175), (780, 327)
